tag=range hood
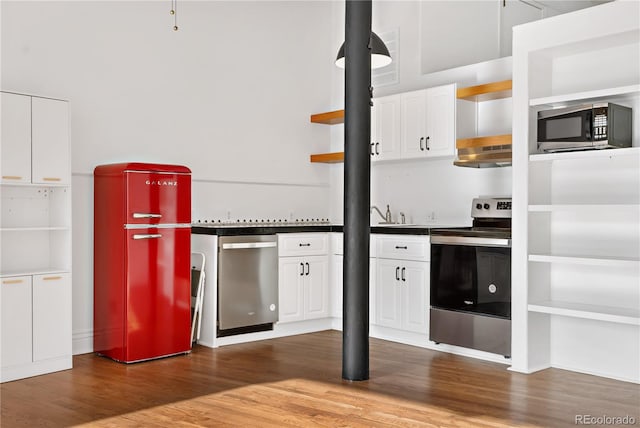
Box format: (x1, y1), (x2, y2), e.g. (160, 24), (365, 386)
(454, 134), (512, 168)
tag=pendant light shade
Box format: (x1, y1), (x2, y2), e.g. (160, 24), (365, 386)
(335, 31), (392, 69)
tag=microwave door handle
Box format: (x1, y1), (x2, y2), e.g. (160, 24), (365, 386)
(585, 109), (593, 140)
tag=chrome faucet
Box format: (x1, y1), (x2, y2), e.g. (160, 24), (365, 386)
(371, 204), (393, 223)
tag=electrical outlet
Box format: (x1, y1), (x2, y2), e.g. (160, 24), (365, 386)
(427, 211), (437, 222)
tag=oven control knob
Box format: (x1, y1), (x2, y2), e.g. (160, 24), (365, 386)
(483, 203), (490, 210)
(489, 284), (497, 294)
(476, 203), (483, 209)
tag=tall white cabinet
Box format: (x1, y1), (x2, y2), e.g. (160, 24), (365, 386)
(1, 91), (72, 382)
(511, 2), (640, 383)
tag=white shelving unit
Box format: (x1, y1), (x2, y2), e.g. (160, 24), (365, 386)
(511, 2), (640, 383)
(1, 91), (72, 382)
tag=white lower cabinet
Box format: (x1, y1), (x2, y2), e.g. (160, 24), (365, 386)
(32, 274), (72, 361)
(331, 255), (377, 324)
(375, 235), (430, 334)
(1, 276), (33, 367)
(375, 258), (429, 333)
(1, 273), (72, 382)
(278, 233), (329, 324)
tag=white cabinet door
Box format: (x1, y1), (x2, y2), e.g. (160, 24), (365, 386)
(32, 273), (72, 361)
(402, 260), (429, 334)
(304, 255), (329, 320)
(425, 84), (455, 158)
(1, 93), (32, 184)
(401, 90), (428, 159)
(373, 95), (401, 162)
(370, 102), (378, 160)
(31, 97), (70, 185)
(375, 258), (402, 329)
(1, 276), (33, 367)
(278, 258), (305, 323)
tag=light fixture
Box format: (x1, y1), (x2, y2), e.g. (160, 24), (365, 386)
(335, 31), (392, 69)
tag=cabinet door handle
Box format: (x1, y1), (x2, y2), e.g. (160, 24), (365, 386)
(298, 243), (311, 247)
(370, 143), (374, 156)
(133, 234), (162, 240)
(419, 137), (424, 151)
(395, 266), (400, 281)
(375, 142), (380, 155)
(43, 276), (63, 281)
(395, 245), (408, 250)
(300, 262), (304, 276)
(426, 136), (430, 150)
(401, 267), (406, 282)
(305, 262), (310, 276)
(43, 177), (62, 182)
(2, 176), (23, 180)
(2, 279), (24, 285)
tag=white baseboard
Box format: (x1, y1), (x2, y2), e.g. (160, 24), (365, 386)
(72, 329), (94, 355)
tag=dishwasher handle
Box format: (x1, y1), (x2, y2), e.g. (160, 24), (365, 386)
(221, 241), (277, 250)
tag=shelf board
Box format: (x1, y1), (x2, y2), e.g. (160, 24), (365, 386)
(310, 110), (344, 125)
(1, 268), (70, 278)
(310, 152), (344, 163)
(1, 226), (70, 232)
(529, 254), (639, 268)
(456, 80), (512, 101)
(530, 146), (640, 162)
(529, 204), (640, 212)
(529, 84), (640, 107)
(528, 300), (640, 326)
(456, 134), (512, 149)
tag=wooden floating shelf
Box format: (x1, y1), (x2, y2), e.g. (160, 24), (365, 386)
(457, 79), (512, 102)
(456, 134), (512, 149)
(310, 152), (344, 163)
(310, 110), (344, 125)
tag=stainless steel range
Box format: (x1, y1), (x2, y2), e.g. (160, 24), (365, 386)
(429, 196), (511, 357)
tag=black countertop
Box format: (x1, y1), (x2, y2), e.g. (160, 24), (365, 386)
(191, 224), (461, 236)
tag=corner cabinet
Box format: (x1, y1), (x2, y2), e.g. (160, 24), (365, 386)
(309, 84), (456, 164)
(511, 2), (640, 383)
(1, 91), (72, 383)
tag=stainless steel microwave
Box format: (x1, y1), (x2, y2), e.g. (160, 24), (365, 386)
(537, 102), (632, 152)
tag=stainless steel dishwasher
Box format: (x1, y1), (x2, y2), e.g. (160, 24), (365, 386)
(217, 234), (278, 336)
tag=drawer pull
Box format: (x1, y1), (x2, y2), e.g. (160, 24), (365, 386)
(133, 234), (162, 240)
(395, 245), (408, 250)
(43, 177), (62, 182)
(2, 175), (23, 180)
(2, 279), (24, 284)
(43, 276), (63, 281)
(299, 243), (311, 247)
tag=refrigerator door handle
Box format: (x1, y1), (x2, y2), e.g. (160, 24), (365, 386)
(133, 213), (163, 219)
(132, 233), (162, 240)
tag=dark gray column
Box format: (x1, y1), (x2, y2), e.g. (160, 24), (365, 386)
(342, 0), (371, 381)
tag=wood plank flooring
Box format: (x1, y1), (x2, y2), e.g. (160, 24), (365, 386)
(1, 331), (638, 427)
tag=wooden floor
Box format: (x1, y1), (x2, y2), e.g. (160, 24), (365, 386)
(1, 331), (638, 427)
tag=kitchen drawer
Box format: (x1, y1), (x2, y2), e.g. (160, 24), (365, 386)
(278, 233), (329, 257)
(377, 235), (430, 262)
(331, 233), (376, 257)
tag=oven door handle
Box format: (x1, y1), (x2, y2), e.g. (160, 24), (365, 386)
(222, 242), (277, 250)
(430, 235), (511, 248)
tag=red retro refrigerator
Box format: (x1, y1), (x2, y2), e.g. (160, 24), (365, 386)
(93, 163), (192, 362)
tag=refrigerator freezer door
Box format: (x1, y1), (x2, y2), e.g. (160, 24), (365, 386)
(125, 171), (191, 225)
(124, 227), (191, 362)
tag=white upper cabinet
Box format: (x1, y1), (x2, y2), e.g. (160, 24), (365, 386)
(371, 95), (401, 162)
(1, 92), (69, 186)
(1, 93), (32, 184)
(31, 97), (70, 185)
(401, 90), (428, 159)
(424, 84), (456, 157)
(400, 84), (456, 159)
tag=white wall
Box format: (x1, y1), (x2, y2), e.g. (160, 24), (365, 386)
(328, 1), (513, 225)
(2, 1), (335, 354)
